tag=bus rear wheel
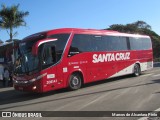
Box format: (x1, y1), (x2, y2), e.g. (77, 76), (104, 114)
(133, 64), (141, 77)
(69, 73), (82, 90)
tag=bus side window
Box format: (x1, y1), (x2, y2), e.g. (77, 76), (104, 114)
(42, 45), (56, 67)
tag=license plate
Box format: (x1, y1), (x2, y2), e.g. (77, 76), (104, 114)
(19, 87), (23, 90)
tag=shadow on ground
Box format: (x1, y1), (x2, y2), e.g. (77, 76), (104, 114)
(0, 73), (159, 110)
(154, 63), (160, 67)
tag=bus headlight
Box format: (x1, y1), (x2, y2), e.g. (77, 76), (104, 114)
(29, 78), (37, 82)
(14, 73), (47, 84)
(32, 86), (37, 90)
(14, 80), (18, 83)
(29, 73), (47, 83)
(13, 80), (29, 84)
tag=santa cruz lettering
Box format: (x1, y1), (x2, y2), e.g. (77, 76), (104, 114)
(92, 52), (130, 63)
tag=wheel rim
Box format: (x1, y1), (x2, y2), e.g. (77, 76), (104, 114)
(71, 76), (79, 87)
(134, 65), (139, 76)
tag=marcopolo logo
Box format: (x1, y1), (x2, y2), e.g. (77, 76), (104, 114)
(92, 52), (130, 63)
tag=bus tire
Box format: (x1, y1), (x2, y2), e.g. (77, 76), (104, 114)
(68, 73), (82, 90)
(133, 64), (141, 77)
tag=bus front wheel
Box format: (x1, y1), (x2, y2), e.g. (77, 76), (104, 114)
(68, 73), (82, 90)
(133, 64), (141, 77)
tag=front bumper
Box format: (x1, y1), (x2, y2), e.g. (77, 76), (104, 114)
(13, 81), (42, 93)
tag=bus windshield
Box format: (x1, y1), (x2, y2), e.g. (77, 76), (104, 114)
(15, 33), (70, 74)
(15, 33), (46, 74)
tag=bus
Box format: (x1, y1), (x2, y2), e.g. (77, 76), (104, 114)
(13, 28), (153, 93)
(0, 41), (19, 81)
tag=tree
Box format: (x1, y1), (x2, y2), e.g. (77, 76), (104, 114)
(0, 4), (29, 63)
(133, 20), (151, 30)
(107, 20), (152, 34)
(0, 4), (29, 41)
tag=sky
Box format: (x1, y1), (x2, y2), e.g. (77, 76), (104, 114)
(0, 0), (160, 41)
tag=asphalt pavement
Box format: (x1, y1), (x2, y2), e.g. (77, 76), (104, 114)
(0, 63), (160, 120)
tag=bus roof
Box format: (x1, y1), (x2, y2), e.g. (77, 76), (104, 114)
(47, 28), (150, 38)
(24, 28), (150, 40)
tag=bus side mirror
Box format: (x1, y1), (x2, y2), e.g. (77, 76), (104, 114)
(32, 38), (57, 56)
(68, 47), (80, 57)
(68, 52), (80, 57)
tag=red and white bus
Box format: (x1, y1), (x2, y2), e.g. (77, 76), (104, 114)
(13, 28), (153, 93)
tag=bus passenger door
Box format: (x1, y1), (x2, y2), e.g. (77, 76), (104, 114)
(40, 43), (60, 91)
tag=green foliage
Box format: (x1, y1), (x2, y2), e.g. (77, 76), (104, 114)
(0, 4), (29, 40)
(133, 21), (151, 30)
(106, 20), (160, 60)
